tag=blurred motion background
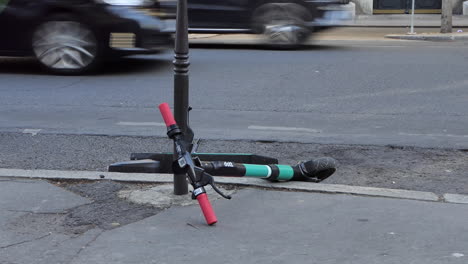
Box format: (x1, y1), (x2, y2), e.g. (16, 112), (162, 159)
(0, 0), (354, 74)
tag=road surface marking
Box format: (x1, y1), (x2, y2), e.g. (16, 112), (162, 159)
(22, 129), (42, 136)
(248, 125), (321, 133)
(399, 132), (468, 138)
(117, 122), (166, 126)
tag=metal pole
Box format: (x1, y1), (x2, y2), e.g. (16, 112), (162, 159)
(409, 0), (415, 34)
(173, 0), (190, 195)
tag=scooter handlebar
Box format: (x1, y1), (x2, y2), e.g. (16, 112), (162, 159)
(196, 193), (217, 225)
(158, 103), (177, 127)
(158, 102), (219, 226)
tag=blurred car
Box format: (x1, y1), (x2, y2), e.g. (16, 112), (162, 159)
(184, 0), (352, 47)
(0, 0), (176, 74)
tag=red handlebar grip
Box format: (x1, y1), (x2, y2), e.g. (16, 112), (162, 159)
(196, 193), (217, 225)
(158, 103), (177, 127)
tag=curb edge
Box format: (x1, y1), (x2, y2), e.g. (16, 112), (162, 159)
(1, 168), (465, 204)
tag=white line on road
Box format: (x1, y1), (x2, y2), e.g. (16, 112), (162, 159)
(248, 125), (321, 133)
(22, 129), (42, 136)
(398, 132), (468, 138)
(117, 122), (166, 126)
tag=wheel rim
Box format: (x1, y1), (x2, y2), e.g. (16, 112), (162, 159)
(32, 21), (97, 70)
(265, 24), (304, 44)
(258, 6), (309, 45)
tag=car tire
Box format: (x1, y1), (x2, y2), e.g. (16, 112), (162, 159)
(252, 3), (313, 48)
(32, 15), (100, 75)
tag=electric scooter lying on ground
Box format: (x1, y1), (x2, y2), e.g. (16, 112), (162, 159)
(109, 103), (338, 225)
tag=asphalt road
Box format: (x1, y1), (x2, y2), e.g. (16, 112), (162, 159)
(1, 39), (468, 195)
(1, 39), (468, 148)
(1, 38), (468, 196)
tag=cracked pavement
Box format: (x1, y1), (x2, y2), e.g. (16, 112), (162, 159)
(2, 178), (468, 264)
(0, 179), (164, 264)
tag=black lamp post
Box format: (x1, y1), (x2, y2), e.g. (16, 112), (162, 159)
(172, 0), (190, 195)
(109, 0), (336, 197)
(108, 1), (279, 193)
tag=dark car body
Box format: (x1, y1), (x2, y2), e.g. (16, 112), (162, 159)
(0, 0), (175, 73)
(161, 0), (352, 46)
(158, 0), (352, 47)
(187, 0), (349, 32)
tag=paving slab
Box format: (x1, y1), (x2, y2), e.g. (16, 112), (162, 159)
(71, 188), (468, 264)
(0, 178), (91, 212)
(0, 178), (97, 264)
(1, 229), (104, 264)
(1, 177), (467, 263)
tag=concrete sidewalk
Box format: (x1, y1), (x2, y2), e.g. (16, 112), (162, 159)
(385, 31), (468, 41)
(344, 14), (468, 27)
(188, 14), (468, 43)
(350, 14), (468, 40)
(1, 172), (468, 264)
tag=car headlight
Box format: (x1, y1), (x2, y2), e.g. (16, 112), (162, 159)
(98, 0), (154, 6)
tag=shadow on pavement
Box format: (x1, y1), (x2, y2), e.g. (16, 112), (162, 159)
(97, 56), (172, 76)
(0, 55), (172, 76)
(0, 44), (345, 75)
(0, 57), (46, 75)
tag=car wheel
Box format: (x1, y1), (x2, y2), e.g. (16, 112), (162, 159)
(252, 3), (312, 48)
(32, 16), (99, 75)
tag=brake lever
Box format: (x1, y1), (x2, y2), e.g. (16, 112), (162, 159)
(193, 167), (232, 200)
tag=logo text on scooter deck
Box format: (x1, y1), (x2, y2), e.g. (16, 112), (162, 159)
(193, 188), (204, 196)
(223, 162), (234, 167)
